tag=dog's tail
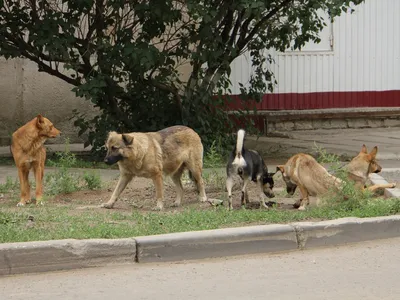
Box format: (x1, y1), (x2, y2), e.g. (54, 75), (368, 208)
(233, 129), (246, 167)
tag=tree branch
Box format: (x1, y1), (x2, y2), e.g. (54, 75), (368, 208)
(240, 0), (294, 48)
(149, 79), (183, 117)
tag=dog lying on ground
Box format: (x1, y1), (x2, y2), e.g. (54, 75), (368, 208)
(11, 115), (61, 207)
(226, 129), (275, 210)
(276, 145), (396, 210)
(102, 125), (208, 210)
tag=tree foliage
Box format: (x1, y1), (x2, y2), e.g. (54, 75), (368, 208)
(0, 0), (364, 154)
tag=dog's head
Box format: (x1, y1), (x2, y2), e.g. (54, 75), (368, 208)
(350, 144), (382, 174)
(36, 115), (61, 138)
(276, 165), (298, 195)
(262, 172), (276, 198)
(104, 131), (134, 165)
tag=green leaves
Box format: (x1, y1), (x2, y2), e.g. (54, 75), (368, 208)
(0, 0), (364, 156)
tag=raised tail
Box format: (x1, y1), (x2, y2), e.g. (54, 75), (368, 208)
(233, 129), (246, 167)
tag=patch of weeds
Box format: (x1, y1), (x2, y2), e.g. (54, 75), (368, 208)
(83, 171), (102, 190)
(204, 139), (226, 168)
(0, 176), (19, 193)
(45, 138), (102, 195)
(203, 169), (226, 190)
(313, 142), (340, 164)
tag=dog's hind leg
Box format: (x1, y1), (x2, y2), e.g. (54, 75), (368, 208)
(187, 162), (208, 203)
(102, 173), (133, 209)
(257, 178), (270, 209)
(226, 176), (234, 210)
(241, 177), (250, 207)
(171, 168), (184, 207)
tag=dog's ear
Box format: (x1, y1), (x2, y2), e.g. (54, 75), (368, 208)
(36, 114), (44, 128)
(361, 144), (368, 154)
(276, 165), (285, 173)
(122, 134), (134, 146)
(369, 146), (378, 159)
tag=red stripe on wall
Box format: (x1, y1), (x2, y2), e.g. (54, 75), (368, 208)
(225, 90), (400, 110)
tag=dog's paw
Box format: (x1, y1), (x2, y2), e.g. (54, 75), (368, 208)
(293, 200), (301, 209)
(16, 202), (25, 207)
(153, 201), (164, 211)
(199, 196), (208, 203)
(298, 206), (306, 211)
(171, 202), (180, 208)
(101, 203), (114, 209)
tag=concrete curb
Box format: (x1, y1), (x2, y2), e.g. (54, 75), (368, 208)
(2, 216), (400, 276)
(292, 216), (400, 249)
(135, 224), (298, 263)
(0, 238), (136, 276)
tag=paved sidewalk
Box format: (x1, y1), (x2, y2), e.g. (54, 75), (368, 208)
(247, 127), (400, 160)
(1, 127), (400, 161)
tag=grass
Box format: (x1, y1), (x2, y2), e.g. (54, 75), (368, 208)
(0, 197), (400, 243)
(0, 139), (399, 243)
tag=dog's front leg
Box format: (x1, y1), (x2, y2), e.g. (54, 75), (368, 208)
(152, 173), (164, 210)
(366, 183), (397, 193)
(102, 173), (133, 209)
(17, 167), (31, 207)
(297, 185), (310, 211)
(33, 162), (44, 205)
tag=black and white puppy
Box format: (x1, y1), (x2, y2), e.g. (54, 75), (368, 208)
(226, 129), (275, 210)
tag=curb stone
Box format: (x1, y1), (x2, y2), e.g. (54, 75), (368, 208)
(0, 238), (136, 276)
(1, 216), (400, 276)
(135, 224), (298, 263)
(292, 216), (400, 249)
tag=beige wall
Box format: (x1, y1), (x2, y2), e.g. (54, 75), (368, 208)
(0, 58), (194, 146)
(0, 58), (96, 146)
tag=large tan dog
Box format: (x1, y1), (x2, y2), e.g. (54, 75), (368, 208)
(102, 125), (208, 210)
(11, 115), (61, 206)
(277, 145), (396, 210)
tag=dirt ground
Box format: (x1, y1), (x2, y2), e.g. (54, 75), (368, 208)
(0, 173), (300, 214)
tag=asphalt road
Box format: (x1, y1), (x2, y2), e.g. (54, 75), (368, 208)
(1, 238), (400, 300)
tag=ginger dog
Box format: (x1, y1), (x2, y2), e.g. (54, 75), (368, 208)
(11, 115), (61, 206)
(277, 145), (396, 210)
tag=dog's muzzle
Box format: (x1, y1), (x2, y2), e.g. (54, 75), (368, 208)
(286, 182), (297, 195)
(104, 154), (123, 165)
(264, 189), (275, 199)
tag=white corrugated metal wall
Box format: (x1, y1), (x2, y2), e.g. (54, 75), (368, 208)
(229, 0), (400, 95)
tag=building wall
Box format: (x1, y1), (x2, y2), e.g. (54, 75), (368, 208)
(228, 0), (400, 110)
(0, 58), (96, 145)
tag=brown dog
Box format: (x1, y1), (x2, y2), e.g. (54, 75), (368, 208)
(277, 145), (396, 210)
(11, 115), (61, 206)
(102, 125), (208, 210)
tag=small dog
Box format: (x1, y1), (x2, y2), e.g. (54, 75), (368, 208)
(226, 129), (275, 210)
(11, 115), (61, 206)
(277, 145), (397, 210)
(102, 125), (208, 210)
